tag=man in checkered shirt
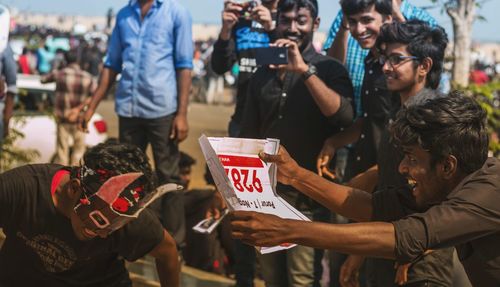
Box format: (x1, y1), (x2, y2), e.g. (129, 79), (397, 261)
(42, 49), (97, 166)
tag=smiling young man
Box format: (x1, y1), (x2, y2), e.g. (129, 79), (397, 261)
(232, 92), (500, 287)
(0, 142), (180, 287)
(337, 20), (454, 287)
(319, 19), (454, 286)
(240, 0), (354, 285)
(318, 0), (395, 183)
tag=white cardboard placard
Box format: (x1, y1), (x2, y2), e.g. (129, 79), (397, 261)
(199, 135), (310, 254)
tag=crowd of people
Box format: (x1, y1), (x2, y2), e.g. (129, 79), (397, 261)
(0, 0), (499, 287)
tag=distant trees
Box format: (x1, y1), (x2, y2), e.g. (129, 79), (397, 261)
(432, 0), (478, 86)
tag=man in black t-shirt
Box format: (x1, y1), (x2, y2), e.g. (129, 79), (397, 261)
(212, 0), (278, 137)
(211, 2), (278, 286)
(0, 142), (180, 287)
(240, 0), (354, 285)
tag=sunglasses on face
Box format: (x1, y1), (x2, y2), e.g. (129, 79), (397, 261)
(379, 54), (420, 67)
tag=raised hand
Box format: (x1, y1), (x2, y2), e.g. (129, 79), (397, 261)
(316, 136), (338, 179)
(251, 4), (274, 31)
(259, 145), (301, 186)
(269, 39), (308, 74)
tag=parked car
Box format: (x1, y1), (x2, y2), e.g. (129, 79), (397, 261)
(11, 74), (108, 164)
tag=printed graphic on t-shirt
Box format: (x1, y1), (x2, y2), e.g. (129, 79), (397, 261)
(239, 57), (258, 73)
(235, 26), (270, 51)
(17, 231), (77, 272)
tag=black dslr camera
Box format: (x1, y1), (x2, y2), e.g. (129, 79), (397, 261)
(239, 0), (258, 18)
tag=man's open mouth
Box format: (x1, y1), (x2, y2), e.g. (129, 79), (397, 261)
(357, 33), (373, 40)
(408, 178), (417, 194)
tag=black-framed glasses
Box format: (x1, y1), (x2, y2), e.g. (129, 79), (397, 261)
(379, 55), (420, 67)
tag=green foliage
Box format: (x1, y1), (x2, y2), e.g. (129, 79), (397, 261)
(461, 82), (500, 157)
(0, 119), (40, 172)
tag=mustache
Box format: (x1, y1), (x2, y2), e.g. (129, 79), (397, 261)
(284, 32), (301, 38)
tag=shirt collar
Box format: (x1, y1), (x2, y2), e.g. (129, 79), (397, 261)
(129, 0), (164, 7)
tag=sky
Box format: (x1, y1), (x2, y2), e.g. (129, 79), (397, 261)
(5, 0), (500, 42)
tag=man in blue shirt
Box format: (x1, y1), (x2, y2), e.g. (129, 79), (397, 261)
(80, 0), (193, 249)
(323, 0), (436, 117)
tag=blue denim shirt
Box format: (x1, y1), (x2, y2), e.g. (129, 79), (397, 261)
(323, 1), (437, 117)
(105, 0), (193, 118)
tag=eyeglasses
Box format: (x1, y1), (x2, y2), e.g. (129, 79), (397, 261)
(379, 55), (420, 67)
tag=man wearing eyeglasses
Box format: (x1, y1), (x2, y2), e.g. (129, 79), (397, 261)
(317, 1), (455, 285)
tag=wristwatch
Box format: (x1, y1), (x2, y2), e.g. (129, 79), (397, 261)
(302, 64), (317, 81)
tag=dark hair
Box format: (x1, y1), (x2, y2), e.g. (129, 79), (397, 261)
(204, 164), (215, 185)
(376, 20), (448, 89)
(82, 142), (157, 194)
(340, 0), (391, 17)
(64, 49), (78, 64)
(179, 151), (196, 169)
(277, 0), (319, 19)
(390, 90), (489, 174)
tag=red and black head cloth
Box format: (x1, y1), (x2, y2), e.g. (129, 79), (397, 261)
(70, 164), (149, 215)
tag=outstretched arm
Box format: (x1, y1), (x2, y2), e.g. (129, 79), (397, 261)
(261, 146), (373, 222)
(231, 211), (396, 259)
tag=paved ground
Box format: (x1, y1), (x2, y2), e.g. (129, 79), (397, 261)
(95, 99), (234, 189)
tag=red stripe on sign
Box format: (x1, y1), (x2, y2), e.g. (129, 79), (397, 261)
(218, 154), (264, 168)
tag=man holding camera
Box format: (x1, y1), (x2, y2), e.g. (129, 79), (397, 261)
(240, 0), (354, 285)
(212, 1), (278, 285)
(212, 0), (278, 137)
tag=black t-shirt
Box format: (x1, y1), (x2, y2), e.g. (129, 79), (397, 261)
(345, 53), (399, 180)
(0, 164), (164, 287)
(240, 45), (354, 211)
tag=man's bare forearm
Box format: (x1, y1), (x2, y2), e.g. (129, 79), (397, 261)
(176, 68), (191, 116)
(347, 165), (379, 194)
(88, 68), (117, 111)
(291, 167), (373, 222)
(327, 26), (349, 64)
(151, 230), (180, 287)
(155, 257), (180, 287)
(3, 93), (14, 123)
(286, 220), (396, 259)
(303, 74), (343, 117)
(326, 117), (364, 149)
